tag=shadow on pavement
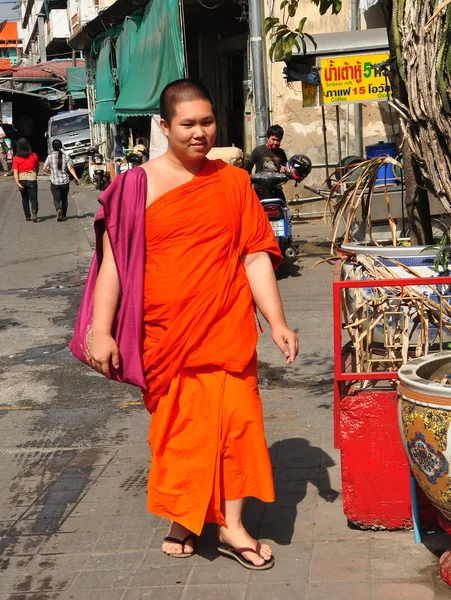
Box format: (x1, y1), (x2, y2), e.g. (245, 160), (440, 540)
(198, 437), (339, 558)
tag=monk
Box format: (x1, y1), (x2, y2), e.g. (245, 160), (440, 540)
(88, 79), (299, 570)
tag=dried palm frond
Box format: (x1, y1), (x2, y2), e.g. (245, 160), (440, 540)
(324, 156), (403, 253)
(341, 254), (451, 381)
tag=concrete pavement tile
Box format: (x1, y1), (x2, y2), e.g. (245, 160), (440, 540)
(259, 514), (315, 544)
(319, 465), (342, 493)
(6, 594), (61, 600)
(63, 589), (124, 600)
(129, 564), (192, 587)
(258, 541), (312, 562)
(93, 523), (154, 553)
(69, 448), (116, 467)
(370, 537), (436, 582)
(189, 560), (250, 584)
(26, 553), (88, 574)
(0, 505), (27, 521)
(307, 582), (371, 599)
(0, 520), (17, 536)
(84, 551), (144, 571)
(0, 556), (34, 593)
(40, 532), (100, 554)
(312, 540), (369, 561)
(313, 498), (369, 541)
(183, 584), (246, 600)
(274, 468), (322, 481)
(0, 535), (47, 556)
(248, 558), (308, 583)
(69, 568), (132, 590)
(20, 501), (72, 523)
(274, 478), (321, 494)
(372, 582), (435, 599)
(141, 549), (199, 569)
(309, 557), (369, 583)
(109, 445), (148, 464)
(57, 515), (117, 533)
(121, 587), (183, 600)
(245, 582), (306, 600)
(45, 476), (90, 493)
(12, 570), (79, 592)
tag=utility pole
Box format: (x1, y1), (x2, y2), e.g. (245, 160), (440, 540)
(37, 13), (47, 63)
(248, 0), (268, 145)
(351, 0), (363, 157)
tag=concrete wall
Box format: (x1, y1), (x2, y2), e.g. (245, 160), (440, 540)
(262, 0), (395, 211)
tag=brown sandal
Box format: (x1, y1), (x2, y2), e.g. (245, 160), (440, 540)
(218, 542), (275, 570)
(163, 534), (196, 558)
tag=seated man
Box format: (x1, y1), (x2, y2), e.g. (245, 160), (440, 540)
(246, 125), (288, 174)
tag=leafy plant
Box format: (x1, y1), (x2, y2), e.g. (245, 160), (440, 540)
(264, 0), (342, 61)
(423, 235), (451, 274)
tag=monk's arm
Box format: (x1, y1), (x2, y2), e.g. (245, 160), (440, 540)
(244, 251), (299, 364)
(89, 231), (120, 376)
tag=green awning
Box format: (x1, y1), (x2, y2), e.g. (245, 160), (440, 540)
(114, 0), (185, 118)
(66, 67), (86, 100)
(93, 39), (118, 124)
(116, 10), (143, 89)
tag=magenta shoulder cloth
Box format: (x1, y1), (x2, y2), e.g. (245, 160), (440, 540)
(69, 168), (148, 390)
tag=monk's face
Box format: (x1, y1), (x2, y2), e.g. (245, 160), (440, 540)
(162, 99), (216, 161)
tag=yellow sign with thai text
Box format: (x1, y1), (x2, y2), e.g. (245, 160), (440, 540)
(319, 53), (391, 105)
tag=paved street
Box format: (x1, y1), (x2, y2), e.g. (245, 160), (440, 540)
(0, 177), (450, 599)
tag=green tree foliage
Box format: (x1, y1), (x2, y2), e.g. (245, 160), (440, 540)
(265, 0), (342, 61)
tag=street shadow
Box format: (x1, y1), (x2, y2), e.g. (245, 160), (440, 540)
(276, 261), (302, 280)
(257, 438), (339, 545)
(197, 437), (340, 558)
(35, 212), (95, 223)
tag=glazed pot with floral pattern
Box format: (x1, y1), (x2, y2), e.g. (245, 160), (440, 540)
(398, 354), (451, 520)
(398, 353), (451, 584)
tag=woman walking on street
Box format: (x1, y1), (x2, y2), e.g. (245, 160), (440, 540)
(13, 137), (40, 222)
(43, 139), (80, 221)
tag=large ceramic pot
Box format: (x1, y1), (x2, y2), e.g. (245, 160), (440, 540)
(398, 354), (451, 521)
(341, 242), (451, 349)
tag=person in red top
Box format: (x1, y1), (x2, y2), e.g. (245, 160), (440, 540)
(12, 137), (40, 222)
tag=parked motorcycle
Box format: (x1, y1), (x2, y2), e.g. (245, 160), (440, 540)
(251, 154), (312, 259)
(88, 145), (109, 191)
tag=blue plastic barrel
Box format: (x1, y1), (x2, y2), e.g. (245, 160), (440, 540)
(365, 141), (397, 185)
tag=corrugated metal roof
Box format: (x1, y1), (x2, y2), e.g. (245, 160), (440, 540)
(0, 59), (85, 80)
(281, 28), (389, 60)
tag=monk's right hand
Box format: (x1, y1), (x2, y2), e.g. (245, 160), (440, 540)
(89, 332), (119, 377)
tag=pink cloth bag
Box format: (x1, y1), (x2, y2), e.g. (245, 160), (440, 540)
(69, 168), (148, 390)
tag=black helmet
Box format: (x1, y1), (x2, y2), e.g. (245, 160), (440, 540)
(285, 154), (312, 182)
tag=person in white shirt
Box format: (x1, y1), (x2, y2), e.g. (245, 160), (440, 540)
(0, 120), (9, 176)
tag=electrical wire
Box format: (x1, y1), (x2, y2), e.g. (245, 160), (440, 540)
(198, 0), (229, 9)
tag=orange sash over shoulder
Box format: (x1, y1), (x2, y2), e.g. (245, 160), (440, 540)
(142, 159), (282, 413)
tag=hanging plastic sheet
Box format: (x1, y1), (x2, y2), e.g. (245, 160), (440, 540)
(115, 10), (143, 89)
(114, 0), (185, 117)
(93, 39), (118, 124)
(66, 67), (87, 100)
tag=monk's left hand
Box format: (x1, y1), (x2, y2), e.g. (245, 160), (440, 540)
(272, 325), (299, 365)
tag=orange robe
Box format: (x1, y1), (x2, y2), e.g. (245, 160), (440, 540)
(143, 159), (282, 535)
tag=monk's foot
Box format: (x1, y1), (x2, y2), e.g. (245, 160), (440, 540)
(218, 524), (272, 567)
(162, 521), (195, 556)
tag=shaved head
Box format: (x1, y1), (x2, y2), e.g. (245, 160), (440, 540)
(160, 78), (215, 124)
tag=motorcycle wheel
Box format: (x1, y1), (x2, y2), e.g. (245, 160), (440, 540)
(95, 172), (103, 191)
(285, 246), (297, 259)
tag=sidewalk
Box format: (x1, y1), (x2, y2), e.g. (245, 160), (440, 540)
(0, 201), (450, 599)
